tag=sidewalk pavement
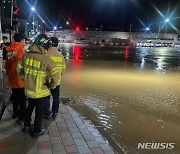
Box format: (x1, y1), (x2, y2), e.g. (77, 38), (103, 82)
(0, 103), (115, 154)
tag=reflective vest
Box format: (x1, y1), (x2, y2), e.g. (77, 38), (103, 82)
(17, 44), (60, 98)
(47, 47), (66, 84)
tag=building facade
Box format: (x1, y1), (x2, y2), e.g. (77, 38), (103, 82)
(0, 0), (27, 35)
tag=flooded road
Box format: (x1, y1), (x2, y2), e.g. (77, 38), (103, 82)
(61, 44), (180, 153)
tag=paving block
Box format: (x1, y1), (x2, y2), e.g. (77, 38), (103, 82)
(77, 145), (91, 154)
(95, 137), (107, 144)
(69, 127), (80, 133)
(0, 149), (11, 154)
(47, 125), (58, 131)
(74, 139), (88, 146)
(80, 129), (91, 135)
(87, 140), (100, 149)
(48, 130), (60, 137)
(64, 118), (74, 123)
(38, 149), (53, 154)
(56, 122), (66, 128)
(55, 118), (65, 123)
(91, 131), (102, 138)
(0, 141), (12, 150)
(50, 137), (62, 144)
(66, 122), (77, 128)
(83, 134), (96, 141)
(13, 131), (26, 138)
(51, 143), (65, 152)
(71, 132), (84, 139)
(77, 124), (87, 130)
(25, 134), (38, 147)
(104, 151), (115, 154)
(87, 126), (99, 132)
(62, 137), (75, 146)
(26, 147), (38, 154)
(58, 126), (69, 133)
(10, 148), (26, 154)
(53, 151), (66, 154)
(38, 141), (51, 150)
(91, 148), (104, 154)
(0, 134), (13, 141)
(99, 143), (113, 152)
(38, 135), (50, 142)
(13, 136), (26, 144)
(65, 144), (79, 153)
(60, 132), (72, 139)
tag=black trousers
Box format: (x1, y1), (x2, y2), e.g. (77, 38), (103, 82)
(11, 88), (26, 119)
(24, 96), (49, 133)
(44, 85), (60, 117)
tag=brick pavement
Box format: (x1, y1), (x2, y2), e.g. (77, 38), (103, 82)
(0, 103), (115, 154)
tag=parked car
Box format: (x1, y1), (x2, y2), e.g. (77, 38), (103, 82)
(174, 42), (180, 48)
(154, 42), (162, 47)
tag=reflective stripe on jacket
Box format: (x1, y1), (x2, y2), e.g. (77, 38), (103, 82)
(17, 44), (60, 98)
(46, 47), (66, 84)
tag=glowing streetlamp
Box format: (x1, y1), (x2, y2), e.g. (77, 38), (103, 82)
(31, 7), (35, 12)
(53, 26), (57, 31)
(146, 27), (150, 31)
(31, 7), (36, 32)
(165, 18), (169, 23)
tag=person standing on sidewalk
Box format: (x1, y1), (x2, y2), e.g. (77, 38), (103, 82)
(1, 36), (10, 71)
(5, 33), (26, 121)
(17, 34), (60, 136)
(44, 37), (66, 119)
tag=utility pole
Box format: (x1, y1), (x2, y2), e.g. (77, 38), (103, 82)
(0, 1), (2, 41)
(40, 21), (42, 33)
(99, 24), (102, 42)
(158, 22), (161, 39)
(10, 0), (14, 43)
(129, 24), (133, 40)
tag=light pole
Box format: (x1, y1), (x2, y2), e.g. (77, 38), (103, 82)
(129, 24), (133, 40)
(40, 20), (45, 33)
(53, 26), (57, 37)
(31, 7), (35, 33)
(158, 18), (170, 38)
(99, 24), (102, 42)
(0, 1), (2, 41)
(10, 0), (14, 42)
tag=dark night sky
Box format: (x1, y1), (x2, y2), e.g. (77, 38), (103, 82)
(18, 0), (180, 32)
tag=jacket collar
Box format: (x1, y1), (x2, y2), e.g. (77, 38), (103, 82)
(28, 44), (47, 54)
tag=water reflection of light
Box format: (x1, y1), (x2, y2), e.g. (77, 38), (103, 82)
(124, 46), (129, 59)
(156, 57), (166, 71)
(138, 48), (150, 70)
(67, 45), (82, 83)
(140, 58), (145, 69)
(73, 45), (81, 60)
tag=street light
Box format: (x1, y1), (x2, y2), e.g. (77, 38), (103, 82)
(165, 18), (169, 23)
(66, 21), (69, 25)
(31, 7), (36, 33)
(146, 27), (150, 31)
(158, 18), (170, 38)
(31, 7), (35, 12)
(53, 26), (57, 31)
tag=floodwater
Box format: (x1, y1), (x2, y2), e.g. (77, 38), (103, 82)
(59, 43), (180, 154)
